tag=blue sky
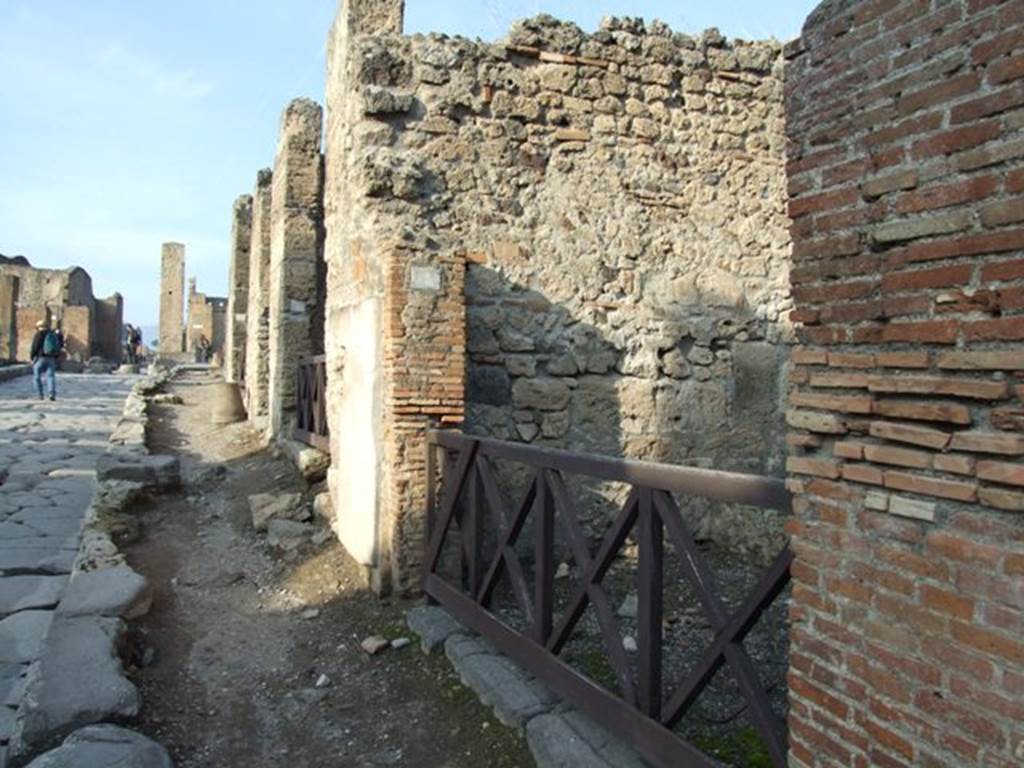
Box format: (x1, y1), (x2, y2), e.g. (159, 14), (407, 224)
(0, 1), (817, 329)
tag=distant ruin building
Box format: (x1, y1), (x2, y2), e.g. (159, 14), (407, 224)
(158, 243), (226, 360)
(158, 243), (186, 354)
(186, 277), (227, 356)
(0, 254), (123, 364)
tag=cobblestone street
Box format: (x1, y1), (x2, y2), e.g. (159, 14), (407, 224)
(0, 371), (137, 759)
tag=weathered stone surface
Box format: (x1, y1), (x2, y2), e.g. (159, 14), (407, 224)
(266, 519), (313, 551)
(281, 439), (330, 482)
(0, 577), (65, 617)
(95, 454), (180, 490)
(58, 566), (151, 620)
(24, 724), (173, 768)
(0, 612), (53, 664)
(9, 615), (140, 759)
(249, 493), (309, 531)
(406, 605), (466, 654)
(526, 711), (647, 768)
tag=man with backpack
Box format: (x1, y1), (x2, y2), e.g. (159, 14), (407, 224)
(30, 319), (63, 401)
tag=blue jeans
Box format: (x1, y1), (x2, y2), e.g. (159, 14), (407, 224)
(33, 357), (57, 399)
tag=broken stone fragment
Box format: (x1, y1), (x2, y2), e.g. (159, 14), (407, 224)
(361, 635), (390, 655)
(266, 520), (313, 551)
(95, 454), (180, 491)
(248, 492), (309, 531)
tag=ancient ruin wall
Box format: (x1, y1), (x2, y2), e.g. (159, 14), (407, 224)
(267, 98), (325, 440)
(225, 194), (253, 382)
(93, 293), (123, 361)
(159, 243), (185, 354)
(245, 170), (273, 426)
(326, 2), (792, 590)
(785, 1), (1024, 766)
(0, 275), (17, 361)
(62, 304), (92, 362)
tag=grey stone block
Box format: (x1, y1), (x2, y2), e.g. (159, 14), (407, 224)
(526, 712), (648, 768)
(0, 612), (53, 664)
(95, 454), (179, 490)
(406, 605), (467, 654)
(453, 653), (557, 727)
(58, 566), (151, 620)
(24, 725), (173, 768)
(8, 615), (139, 760)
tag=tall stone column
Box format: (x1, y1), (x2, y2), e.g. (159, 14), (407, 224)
(158, 243), (185, 355)
(225, 195), (253, 382)
(267, 98), (324, 440)
(244, 169), (273, 428)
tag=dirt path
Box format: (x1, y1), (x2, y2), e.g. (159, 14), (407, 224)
(124, 368), (532, 767)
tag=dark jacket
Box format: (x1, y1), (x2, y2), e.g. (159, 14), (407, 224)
(30, 329), (62, 360)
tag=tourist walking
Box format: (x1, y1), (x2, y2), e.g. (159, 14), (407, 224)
(30, 320), (63, 401)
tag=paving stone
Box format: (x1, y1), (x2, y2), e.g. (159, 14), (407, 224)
(0, 549), (75, 576)
(24, 724), (173, 768)
(407, 605), (469, 653)
(0, 612), (53, 664)
(9, 615), (140, 759)
(0, 669), (28, 707)
(0, 577), (66, 617)
(58, 566), (151, 620)
(450, 651), (557, 727)
(0, 705), (14, 742)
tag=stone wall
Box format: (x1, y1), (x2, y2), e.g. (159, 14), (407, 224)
(62, 304), (92, 362)
(93, 294), (123, 362)
(785, 1), (1024, 766)
(185, 279), (226, 356)
(324, 0), (791, 590)
(225, 195), (253, 382)
(267, 98), (326, 440)
(159, 243), (185, 354)
(0, 258), (120, 363)
(0, 274), (17, 362)
(245, 170), (274, 427)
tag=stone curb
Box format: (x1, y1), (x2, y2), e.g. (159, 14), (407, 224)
(406, 605), (649, 768)
(4, 368), (179, 768)
(0, 366), (32, 385)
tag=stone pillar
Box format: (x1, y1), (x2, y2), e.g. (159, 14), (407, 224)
(225, 195), (253, 382)
(158, 243), (185, 354)
(785, 2), (1024, 767)
(267, 98), (324, 441)
(244, 169), (273, 428)
(0, 274), (18, 362)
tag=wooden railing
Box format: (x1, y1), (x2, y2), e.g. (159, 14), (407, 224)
(423, 430), (793, 768)
(294, 355), (328, 451)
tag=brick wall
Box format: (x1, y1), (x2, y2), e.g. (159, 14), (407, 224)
(159, 243), (185, 354)
(61, 305), (92, 362)
(93, 293), (123, 361)
(225, 194), (253, 383)
(245, 170), (273, 426)
(785, 1), (1024, 766)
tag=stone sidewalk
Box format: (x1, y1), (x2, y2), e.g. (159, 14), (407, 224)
(0, 372), (138, 761)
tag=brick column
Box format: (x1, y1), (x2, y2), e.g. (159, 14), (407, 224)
(245, 169), (273, 428)
(267, 98), (324, 440)
(225, 194), (253, 383)
(158, 242), (185, 355)
(785, 1), (1024, 766)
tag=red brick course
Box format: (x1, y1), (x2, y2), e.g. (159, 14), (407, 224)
(785, 1), (1024, 765)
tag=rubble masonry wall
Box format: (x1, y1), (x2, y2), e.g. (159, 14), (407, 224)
(325, 0), (793, 590)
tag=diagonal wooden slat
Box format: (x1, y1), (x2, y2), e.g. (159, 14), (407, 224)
(424, 440), (480, 575)
(476, 459), (535, 625)
(545, 470), (637, 705)
(534, 471), (554, 644)
(657, 490), (791, 768)
(546, 489), (640, 657)
(637, 488), (663, 718)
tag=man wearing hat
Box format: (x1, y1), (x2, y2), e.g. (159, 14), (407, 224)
(29, 319), (63, 401)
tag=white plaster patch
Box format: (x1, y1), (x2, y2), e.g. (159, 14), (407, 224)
(409, 265), (441, 292)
